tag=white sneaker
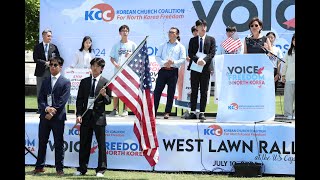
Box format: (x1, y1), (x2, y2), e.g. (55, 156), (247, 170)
(96, 172), (104, 177)
(120, 110), (128, 117)
(73, 171), (83, 176)
(287, 115), (293, 120)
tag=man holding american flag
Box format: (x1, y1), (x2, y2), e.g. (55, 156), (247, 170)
(219, 26), (243, 54)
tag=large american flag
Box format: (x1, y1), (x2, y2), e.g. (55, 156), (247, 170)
(221, 36), (242, 53)
(107, 39), (159, 166)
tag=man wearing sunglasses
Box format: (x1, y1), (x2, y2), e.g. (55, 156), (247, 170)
(154, 27), (186, 119)
(33, 29), (60, 113)
(32, 56), (71, 176)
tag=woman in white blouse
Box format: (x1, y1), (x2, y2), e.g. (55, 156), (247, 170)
(70, 36), (95, 69)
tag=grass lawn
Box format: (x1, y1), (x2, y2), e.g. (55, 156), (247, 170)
(25, 165), (294, 180)
(25, 95), (285, 116)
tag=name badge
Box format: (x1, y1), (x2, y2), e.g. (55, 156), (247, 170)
(47, 94), (53, 106)
(87, 97), (95, 109)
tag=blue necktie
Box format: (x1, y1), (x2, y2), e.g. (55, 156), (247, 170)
(45, 44), (48, 53)
(199, 37), (203, 52)
(90, 78), (96, 97)
(45, 44), (48, 60)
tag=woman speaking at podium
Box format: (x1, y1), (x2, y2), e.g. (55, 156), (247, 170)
(243, 17), (271, 54)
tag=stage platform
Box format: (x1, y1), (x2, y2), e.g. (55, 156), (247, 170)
(25, 112), (295, 124)
(25, 112), (295, 175)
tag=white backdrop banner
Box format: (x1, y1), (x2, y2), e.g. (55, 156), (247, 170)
(40, 0), (295, 105)
(26, 118), (294, 175)
(216, 54), (275, 123)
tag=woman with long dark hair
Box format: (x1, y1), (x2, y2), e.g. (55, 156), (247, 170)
(70, 36), (95, 69)
(281, 33), (295, 120)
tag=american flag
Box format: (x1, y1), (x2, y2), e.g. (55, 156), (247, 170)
(221, 36), (242, 53)
(107, 39), (159, 166)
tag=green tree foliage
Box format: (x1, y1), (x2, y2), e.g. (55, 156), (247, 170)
(25, 0), (40, 50)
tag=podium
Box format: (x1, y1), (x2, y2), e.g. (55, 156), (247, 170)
(214, 54), (275, 123)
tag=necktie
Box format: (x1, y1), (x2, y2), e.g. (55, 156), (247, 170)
(90, 78), (96, 97)
(199, 37), (203, 52)
(45, 44), (48, 53)
(51, 76), (56, 89)
(45, 44), (49, 60)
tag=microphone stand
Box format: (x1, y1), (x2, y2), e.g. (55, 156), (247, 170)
(25, 146), (37, 159)
(246, 37), (285, 63)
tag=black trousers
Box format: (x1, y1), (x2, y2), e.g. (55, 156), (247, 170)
(35, 118), (65, 171)
(77, 114), (107, 174)
(190, 70), (211, 112)
(154, 68), (178, 115)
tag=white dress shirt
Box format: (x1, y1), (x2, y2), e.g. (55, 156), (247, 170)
(92, 74), (101, 92)
(198, 34), (206, 53)
(51, 73), (61, 89)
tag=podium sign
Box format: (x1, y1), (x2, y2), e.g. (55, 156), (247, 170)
(216, 54), (275, 123)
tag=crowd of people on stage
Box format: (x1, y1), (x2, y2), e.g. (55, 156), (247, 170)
(31, 16), (295, 176)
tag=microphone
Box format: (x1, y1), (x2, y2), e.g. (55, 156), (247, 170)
(246, 35), (285, 63)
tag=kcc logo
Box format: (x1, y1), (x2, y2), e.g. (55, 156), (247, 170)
(85, 3), (115, 22)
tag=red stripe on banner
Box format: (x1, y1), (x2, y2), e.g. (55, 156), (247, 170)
(108, 83), (140, 119)
(115, 75), (139, 100)
(143, 148), (157, 167)
(122, 68), (140, 89)
(146, 90), (158, 147)
(139, 94), (151, 149)
(222, 37), (242, 53)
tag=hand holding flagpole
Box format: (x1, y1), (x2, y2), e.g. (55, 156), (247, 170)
(71, 36), (149, 130)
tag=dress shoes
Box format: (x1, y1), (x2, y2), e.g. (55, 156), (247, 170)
(164, 113), (170, 119)
(199, 113), (206, 122)
(185, 113), (197, 119)
(32, 168), (45, 175)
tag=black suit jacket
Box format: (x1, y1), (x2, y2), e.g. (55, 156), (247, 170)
(38, 75), (71, 121)
(76, 76), (112, 126)
(187, 35), (216, 73)
(33, 42), (60, 77)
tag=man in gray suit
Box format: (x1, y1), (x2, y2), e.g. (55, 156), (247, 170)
(33, 29), (60, 113)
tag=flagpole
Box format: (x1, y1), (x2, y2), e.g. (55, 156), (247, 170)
(71, 36), (149, 130)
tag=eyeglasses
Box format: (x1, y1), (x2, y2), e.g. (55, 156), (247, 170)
(168, 31), (176, 34)
(49, 63), (59, 67)
(121, 30), (129, 33)
(250, 24), (259, 28)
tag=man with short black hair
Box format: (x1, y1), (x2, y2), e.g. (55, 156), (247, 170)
(154, 27), (186, 119)
(186, 19), (216, 122)
(74, 57), (112, 177)
(109, 25), (137, 117)
(32, 56), (70, 176)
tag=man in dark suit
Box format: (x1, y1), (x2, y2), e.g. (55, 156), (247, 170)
(74, 57), (112, 177)
(32, 56), (71, 176)
(186, 19), (216, 122)
(33, 29), (60, 113)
